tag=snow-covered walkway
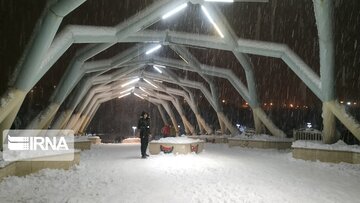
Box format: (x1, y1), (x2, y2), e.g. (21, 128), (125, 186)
(0, 143), (359, 203)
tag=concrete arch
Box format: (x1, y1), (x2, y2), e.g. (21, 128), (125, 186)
(133, 83), (195, 135)
(71, 88), (180, 135)
(138, 83), (213, 134)
(46, 72), (201, 135)
(0, 0), (188, 132)
(53, 65), (218, 136)
(119, 55), (285, 137)
(29, 42), (236, 135)
(64, 76), (212, 135)
(0, 0), (358, 149)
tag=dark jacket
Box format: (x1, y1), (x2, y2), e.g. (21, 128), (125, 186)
(137, 112), (150, 135)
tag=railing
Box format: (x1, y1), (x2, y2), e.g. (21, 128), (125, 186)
(293, 129), (322, 141)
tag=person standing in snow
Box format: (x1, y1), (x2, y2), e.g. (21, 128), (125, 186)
(161, 124), (170, 137)
(169, 125), (176, 137)
(137, 111), (150, 159)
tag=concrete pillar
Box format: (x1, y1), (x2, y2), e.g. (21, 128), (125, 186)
(0, 88), (26, 150)
(313, 0), (337, 144)
(322, 104), (337, 143)
(325, 101), (360, 140)
(188, 93), (212, 134)
(26, 103), (61, 129)
(173, 98), (195, 134)
(51, 79), (93, 129)
(0, 89), (26, 138)
(52, 109), (73, 129)
(65, 113), (81, 130)
(0, 0), (85, 132)
(218, 118), (226, 134)
(217, 112), (238, 135)
(195, 114), (212, 134)
(233, 52), (265, 134)
(161, 101), (179, 136)
(253, 114), (265, 135)
(157, 105), (169, 125)
(252, 107), (286, 137)
(73, 115), (87, 134)
(209, 83), (226, 133)
(82, 103), (101, 132)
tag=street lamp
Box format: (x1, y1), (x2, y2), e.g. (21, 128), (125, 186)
(132, 126), (137, 137)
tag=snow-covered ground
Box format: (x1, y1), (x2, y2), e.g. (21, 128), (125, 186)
(0, 143), (360, 203)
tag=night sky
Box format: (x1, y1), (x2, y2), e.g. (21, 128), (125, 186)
(0, 0), (359, 138)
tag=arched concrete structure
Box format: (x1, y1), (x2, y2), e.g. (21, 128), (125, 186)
(27, 44), (150, 130)
(0, 0), (188, 131)
(49, 73), (205, 134)
(27, 41), (239, 135)
(45, 61), (213, 136)
(133, 83), (195, 134)
(121, 55), (285, 137)
(1, 0), (359, 150)
(57, 76), (208, 136)
(72, 89), (180, 135)
(78, 92), (167, 135)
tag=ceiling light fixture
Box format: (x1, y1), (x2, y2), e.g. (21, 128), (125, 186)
(201, 5), (225, 38)
(143, 78), (158, 88)
(146, 45), (162, 55)
(139, 87), (150, 95)
(154, 64), (166, 69)
(162, 3), (188, 19)
(121, 78), (140, 87)
(134, 93), (144, 99)
(119, 87), (134, 94)
(179, 55), (189, 64)
(153, 65), (166, 73)
(118, 92), (131, 99)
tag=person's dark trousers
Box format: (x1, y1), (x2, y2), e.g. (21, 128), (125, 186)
(140, 131), (149, 157)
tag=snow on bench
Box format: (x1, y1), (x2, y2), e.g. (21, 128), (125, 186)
(149, 137), (205, 155)
(292, 140), (360, 164)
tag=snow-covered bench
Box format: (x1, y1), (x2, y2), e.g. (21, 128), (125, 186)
(149, 137), (205, 155)
(0, 151), (80, 181)
(228, 134), (293, 149)
(87, 136), (101, 144)
(73, 136), (93, 150)
(292, 140), (360, 164)
(187, 135), (228, 143)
